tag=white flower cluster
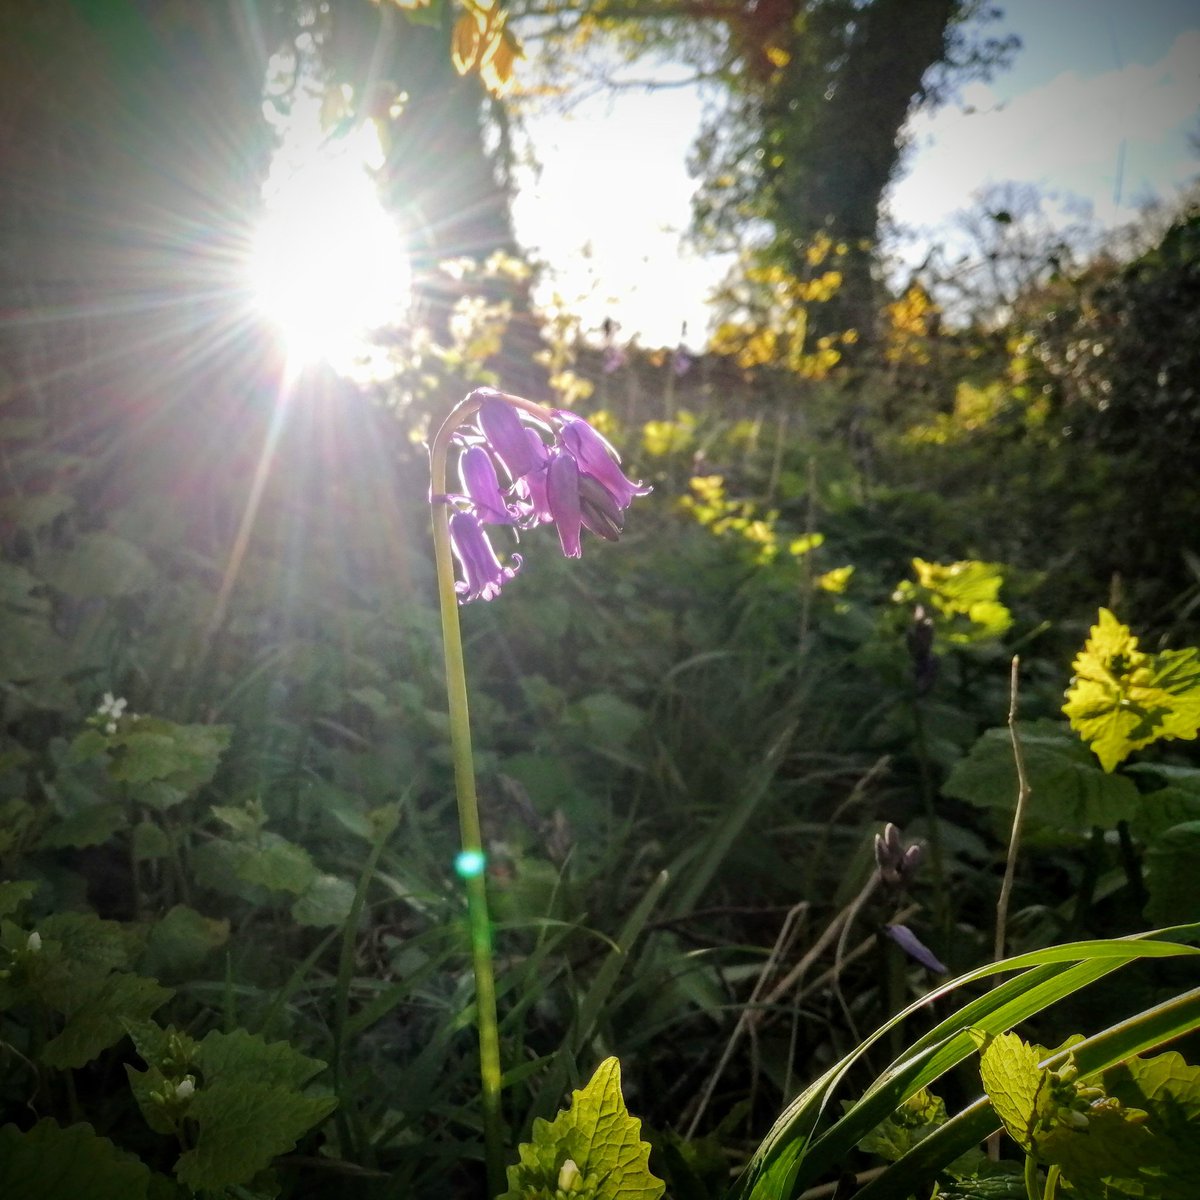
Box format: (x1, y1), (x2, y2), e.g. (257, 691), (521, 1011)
(97, 692), (128, 735)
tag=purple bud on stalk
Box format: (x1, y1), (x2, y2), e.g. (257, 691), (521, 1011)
(448, 511), (521, 602)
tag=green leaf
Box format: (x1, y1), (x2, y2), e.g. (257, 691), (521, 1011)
(42, 972), (172, 1069)
(1144, 822), (1200, 926)
(895, 558), (1012, 643)
(0, 610), (66, 683)
(291, 873), (356, 927)
(40, 802), (127, 849)
(175, 1081), (336, 1191)
(1064, 608), (1200, 771)
(108, 721), (230, 792)
(131, 820), (171, 861)
(944, 720), (1139, 831)
(39, 531), (156, 598)
(235, 835), (317, 895)
(857, 1087), (947, 1162)
(173, 1029), (337, 1190)
(0, 1119), (151, 1200)
(499, 1057), (665, 1200)
(978, 1032), (1050, 1151)
(0, 880), (37, 918)
(141, 905), (229, 980)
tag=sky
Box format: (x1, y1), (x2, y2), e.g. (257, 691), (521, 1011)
(510, 1), (1200, 349)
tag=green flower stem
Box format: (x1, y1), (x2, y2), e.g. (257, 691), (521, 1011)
(429, 391), (551, 1197)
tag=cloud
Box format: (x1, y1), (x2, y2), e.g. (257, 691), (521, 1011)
(890, 29), (1200, 235)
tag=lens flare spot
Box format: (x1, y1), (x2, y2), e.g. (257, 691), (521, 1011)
(454, 849), (487, 879)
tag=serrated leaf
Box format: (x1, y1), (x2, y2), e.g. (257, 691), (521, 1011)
(896, 558), (1012, 644)
(107, 719), (230, 792)
(38, 911), (132, 974)
(291, 873), (356, 927)
(41, 972), (173, 1069)
(234, 835), (317, 895)
(944, 720), (1139, 832)
(499, 1057), (664, 1200)
(131, 820), (172, 861)
(40, 801), (127, 849)
(979, 1032), (1048, 1151)
(0, 880), (37, 918)
(194, 1027), (329, 1091)
(141, 905), (229, 979)
(125, 1063), (179, 1135)
(858, 1087), (947, 1162)
(175, 1080), (336, 1191)
(0, 1119), (151, 1200)
(1064, 609), (1200, 771)
(39, 531), (156, 597)
(1144, 822), (1200, 926)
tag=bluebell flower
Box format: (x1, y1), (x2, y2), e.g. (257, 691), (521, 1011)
(443, 391), (650, 602)
(449, 511), (521, 602)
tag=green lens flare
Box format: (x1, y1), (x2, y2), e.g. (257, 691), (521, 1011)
(455, 849), (486, 879)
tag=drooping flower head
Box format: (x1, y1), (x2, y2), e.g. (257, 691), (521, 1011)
(439, 389), (651, 602)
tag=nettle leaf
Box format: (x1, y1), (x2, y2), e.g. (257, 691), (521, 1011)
(1063, 608), (1200, 772)
(895, 558), (1012, 644)
(0, 1118), (152, 1200)
(175, 1081), (336, 1191)
(978, 1032), (1048, 1151)
(499, 1057), (664, 1200)
(41, 972), (173, 1069)
(0, 879), (37, 918)
(857, 1087), (947, 1162)
(39, 531), (156, 598)
(173, 1029), (337, 1191)
(40, 801), (127, 850)
(1144, 821), (1200, 927)
(140, 905), (229, 980)
(291, 873), (356, 927)
(1126, 765), (1200, 839)
(1038, 1052), (1200, 1199)
(943, 720), (1138, 832)
(108, 720), (231, 792)
(235, 835), (318, 895)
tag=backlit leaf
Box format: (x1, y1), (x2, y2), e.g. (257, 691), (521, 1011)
(499, 1057), (664, 1200)
(0, 1119), (152, 1200)
(1063, 609), (1200, 771)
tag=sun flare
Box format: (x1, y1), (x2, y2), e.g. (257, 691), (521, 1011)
(249, 103), (410, 371)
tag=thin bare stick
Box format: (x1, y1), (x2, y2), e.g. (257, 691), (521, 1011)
(682, 900), (807, 1138)
(995, 656), (1032, 962)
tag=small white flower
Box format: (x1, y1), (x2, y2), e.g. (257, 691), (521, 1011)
(105, 722), (117, 735)
(26, 931), (42, 952)
(97, 693), (128, 720)
(174, 1077), (195, 1100)
(557, 1159), (582, 1191)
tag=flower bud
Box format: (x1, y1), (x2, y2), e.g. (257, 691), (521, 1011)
(557, 1158), (582, 1191)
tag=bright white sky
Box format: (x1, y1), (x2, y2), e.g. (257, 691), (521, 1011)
(511, 0), (1200, 349)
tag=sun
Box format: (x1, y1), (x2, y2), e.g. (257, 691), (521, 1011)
(248, 100), (411, 372)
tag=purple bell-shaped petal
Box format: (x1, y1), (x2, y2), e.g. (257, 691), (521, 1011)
(514, 429), (553, 526)
(449, 511), (521, 602)
(478, 394), (542, 482)
(557, 414), (651, 509)
(545, 451), (583, 558)
(459, 445), (522, 525)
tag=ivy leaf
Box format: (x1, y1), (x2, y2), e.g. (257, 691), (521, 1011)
(943, 720), (1139, 832)
(978, 1032), (1048, 1151)
(0, 1119), (152, 1200)
(1063, 608), (1200, 771)
(499, 1057), (664, 1200)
